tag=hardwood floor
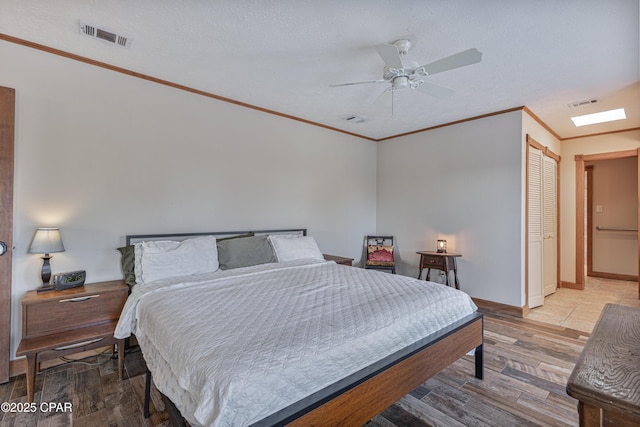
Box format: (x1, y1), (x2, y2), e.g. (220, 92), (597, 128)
(370, 312), (587, 427)
(0, 347), (170, 427)
(1, 312), (587, 426)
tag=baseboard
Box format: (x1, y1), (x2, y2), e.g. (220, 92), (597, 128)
(588, 271), (638, 282)
(560, 281), (582, 290)
(472, 297), (526, 318)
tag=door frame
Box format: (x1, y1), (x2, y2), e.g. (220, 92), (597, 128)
(575, 149), (640, 297)
(0, 86), (15, 383)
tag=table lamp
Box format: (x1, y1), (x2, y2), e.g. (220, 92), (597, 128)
(437, 239), (447, 253)
(29, 228), (65, 291)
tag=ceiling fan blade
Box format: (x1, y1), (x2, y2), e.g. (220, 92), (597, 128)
(371, 87), (393, 109)
(375, 43), (403, 69)
(418, 48), (482, 76)
(329, 79), (386, 87)
(371, 87), (402, 116)
(415, 81), (454, 99)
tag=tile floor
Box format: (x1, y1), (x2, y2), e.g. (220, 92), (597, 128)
(526, 275), (640, 333)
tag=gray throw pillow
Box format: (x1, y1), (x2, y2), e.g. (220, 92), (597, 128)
(217, 235), (276, 270)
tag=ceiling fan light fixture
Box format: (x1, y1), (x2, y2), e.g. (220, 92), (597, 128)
(570, 108), (626, 127)
(393, 76), (409, 89)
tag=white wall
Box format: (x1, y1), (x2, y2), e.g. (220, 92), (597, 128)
(377, 111), (524, 307)
(560, 129), (640, 284)
(1, 40), (378, 359)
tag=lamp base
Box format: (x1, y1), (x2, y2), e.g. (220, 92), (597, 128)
(37, 254), (54, 292)
(41, 254), (53, 285)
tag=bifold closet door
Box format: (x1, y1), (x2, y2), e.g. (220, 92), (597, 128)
(528, 147), (544, 308)
(543, 155), (558, 296)
(528, 147), (558, 309)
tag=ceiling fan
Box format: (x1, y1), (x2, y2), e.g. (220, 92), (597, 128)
(330, 39), (482, 107)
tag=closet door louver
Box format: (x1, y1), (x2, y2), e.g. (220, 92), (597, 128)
(543, 156), (558, 296)
(528, 147), (544, 308)
(543, 157), (557, 236)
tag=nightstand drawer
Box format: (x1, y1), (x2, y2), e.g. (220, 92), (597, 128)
(420, 255), (445, 269)
(18, 280), (128, 404)
(416, 251), (462, 289)
(22, 281), (128, 339)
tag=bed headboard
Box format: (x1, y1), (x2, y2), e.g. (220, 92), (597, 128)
(125, 228), (307, 246)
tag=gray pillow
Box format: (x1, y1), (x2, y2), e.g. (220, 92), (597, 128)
(217, 235), (276, 270)
(117, 245), (136, 288)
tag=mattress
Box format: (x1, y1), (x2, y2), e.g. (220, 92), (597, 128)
(115, 259), (477, 426)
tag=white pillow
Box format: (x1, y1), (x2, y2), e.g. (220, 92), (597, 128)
(134, 243), (144, 285)
(139, 236), (219, 283)
(134, 240), (178, 284)
(268, 235), (324, 262)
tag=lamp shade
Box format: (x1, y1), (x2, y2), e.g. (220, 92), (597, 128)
(29, 228), (65, 254)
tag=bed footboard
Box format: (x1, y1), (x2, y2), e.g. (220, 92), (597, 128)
(148, 312), (483, 427)
(272, 312), (483, 427)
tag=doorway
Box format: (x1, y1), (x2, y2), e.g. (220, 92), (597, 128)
(575, 149), (640, 298)
(586, 158), (638, 282)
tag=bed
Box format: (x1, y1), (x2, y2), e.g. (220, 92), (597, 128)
(114, 229), (483, 426)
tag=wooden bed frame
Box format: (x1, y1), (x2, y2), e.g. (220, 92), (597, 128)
(125, 229), (484, 426)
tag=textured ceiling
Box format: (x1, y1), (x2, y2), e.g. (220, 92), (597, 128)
(1, 0), (638, 140)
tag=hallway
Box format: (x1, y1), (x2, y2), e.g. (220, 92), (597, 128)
(526, 276), (640, 333)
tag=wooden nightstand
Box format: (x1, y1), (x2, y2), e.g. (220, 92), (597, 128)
(323, 254), (354, 266)
(416, 251), (462, 289)
(16, 280), (128, 403)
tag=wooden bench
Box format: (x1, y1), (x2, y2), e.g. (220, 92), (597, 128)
(566, 304), (640, 426)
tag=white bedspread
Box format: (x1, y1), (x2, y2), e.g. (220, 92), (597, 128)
(115, 259), (477, 427)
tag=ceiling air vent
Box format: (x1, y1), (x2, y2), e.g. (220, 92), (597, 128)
(343, 115), (365, 123)
(568, 98), (598, 108)
(79, 21), (132, 48)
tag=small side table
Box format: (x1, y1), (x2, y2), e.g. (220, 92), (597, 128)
(16, 280), (128, 403)
(416, 251), (462, 289)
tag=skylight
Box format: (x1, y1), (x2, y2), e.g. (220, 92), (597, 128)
(571, 108), (626, 127)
